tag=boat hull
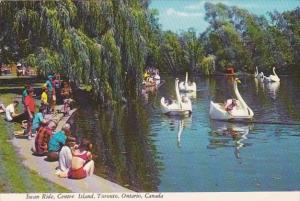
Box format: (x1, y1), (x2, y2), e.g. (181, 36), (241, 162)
(161, 97), (192, 116)
(209, 101), (253, 121)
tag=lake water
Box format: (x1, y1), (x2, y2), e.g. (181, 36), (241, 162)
(72, 75), (300, 192)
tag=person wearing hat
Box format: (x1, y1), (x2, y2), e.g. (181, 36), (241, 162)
(24, 87), (36, 137)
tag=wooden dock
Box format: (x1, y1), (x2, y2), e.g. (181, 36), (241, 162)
(11, 105), (132, 192)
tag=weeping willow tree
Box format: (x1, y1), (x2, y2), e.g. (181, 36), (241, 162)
(0, 0), (157, 104)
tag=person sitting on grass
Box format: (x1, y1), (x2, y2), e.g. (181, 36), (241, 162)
(57, 138), (94, 179)
(33, 120), (56, 156)
(0, 102), (6, 113)
(47, 123), (76, 161)
(5, 100), (20, 122)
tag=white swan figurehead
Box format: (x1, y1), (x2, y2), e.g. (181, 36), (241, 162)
(209, 78), (254, 120)
(254, 66), (258, 77)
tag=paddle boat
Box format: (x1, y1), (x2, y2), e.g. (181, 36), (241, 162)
(254, 66), (264, 80)
(161, 78), (192, 116)
(209, 78), (254, 120)
(179, 72), (196, 92)
(264, 67), (280, 82)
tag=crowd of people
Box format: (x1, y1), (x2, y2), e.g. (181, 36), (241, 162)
(0, 62), (34, 76)
(0, 73), (95, 180)
(143, 67), (160, 86)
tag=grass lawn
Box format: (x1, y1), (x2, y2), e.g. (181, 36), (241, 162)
(0, 93), (69, 192)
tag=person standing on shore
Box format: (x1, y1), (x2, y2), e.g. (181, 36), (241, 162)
(61, 81), (73, 116)
(45, 75), (54, 113)
(40, 86), (49, 115)
(24, 88), (36, 138)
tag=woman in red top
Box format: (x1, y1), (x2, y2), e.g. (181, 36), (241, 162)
(24, 88), (36, 137)
(58, 138), (94, 179)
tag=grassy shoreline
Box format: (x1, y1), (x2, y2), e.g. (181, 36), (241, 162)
(0, 93), (69, 192)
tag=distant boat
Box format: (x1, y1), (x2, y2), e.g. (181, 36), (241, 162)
(264, 67), (280, 82)
(254, 66), (264, 81)
(209, 78), (254, 120)
(179, 72), (196, 92)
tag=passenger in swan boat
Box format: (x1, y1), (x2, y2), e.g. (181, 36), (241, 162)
(181, 96), (189, 103)
(164, 97), (173, 105)
(224, 99), (237, 113)
(164, 95), (189, 106)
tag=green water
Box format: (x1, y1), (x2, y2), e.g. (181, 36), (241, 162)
(73, 75), (300, 192)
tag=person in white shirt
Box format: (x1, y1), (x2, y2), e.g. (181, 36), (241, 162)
(5, 100), (19, 121)
(0, 102), (5, 113)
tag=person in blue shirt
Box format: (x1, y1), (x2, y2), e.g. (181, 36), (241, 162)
(47, 123), (76, 161)
(45, 75), (54, 113)
(31, 107), (44, 135)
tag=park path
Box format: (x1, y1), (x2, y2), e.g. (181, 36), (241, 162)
(11, 106), (132, 193)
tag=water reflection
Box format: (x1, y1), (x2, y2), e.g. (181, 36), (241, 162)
(254, 77), (265, 94)
(265, 81), (280, 100)
(73, 93), (160, 191)
(162, 116), (192, 148)
(177, 120), (184, 147)
(71, 75), (300, 192)
(208, 120), (253, 158)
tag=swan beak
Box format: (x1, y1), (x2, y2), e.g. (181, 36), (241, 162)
(236, 79), (241, 84)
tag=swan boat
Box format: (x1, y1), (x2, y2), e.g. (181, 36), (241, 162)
(254, 66), (264, 80)
(161, 78), (192, 116)
(153, 73), (161, 85)
(264, 67), (280, 82)
(209, 78), (254, 120)
(179, 72), (196, 92)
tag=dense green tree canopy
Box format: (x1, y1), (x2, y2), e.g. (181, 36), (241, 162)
(0, 0), (159, 104)
(1, 1), (300, 103)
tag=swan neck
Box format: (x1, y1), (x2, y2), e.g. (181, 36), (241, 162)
(175, 79), (182, 108)
(185, 72), (188, 84)
(234, 81), (248, 110)
(273, 68), (277, 77)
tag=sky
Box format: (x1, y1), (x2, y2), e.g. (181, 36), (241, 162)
(149, 0), (300, 34)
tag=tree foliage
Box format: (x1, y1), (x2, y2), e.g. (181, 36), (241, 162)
(0, 0), (158, 104)
(1, 1), (300, 103)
